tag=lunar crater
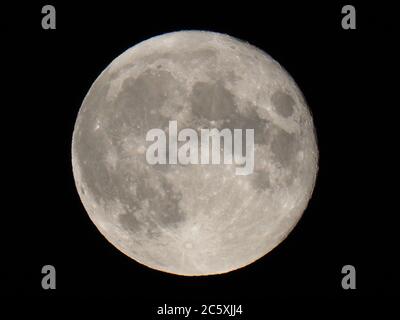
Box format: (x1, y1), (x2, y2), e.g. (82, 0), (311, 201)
(271, 89), (295, 118)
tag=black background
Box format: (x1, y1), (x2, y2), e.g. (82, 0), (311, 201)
(2, 0), (397, 311)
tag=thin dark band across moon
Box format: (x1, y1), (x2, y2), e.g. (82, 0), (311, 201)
(71, 31), (318, 276)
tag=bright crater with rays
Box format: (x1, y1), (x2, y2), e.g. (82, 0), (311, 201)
(72, 31), (318, 276)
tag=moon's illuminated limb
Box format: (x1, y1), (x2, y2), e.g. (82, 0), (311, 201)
(72, 31), (319, 276)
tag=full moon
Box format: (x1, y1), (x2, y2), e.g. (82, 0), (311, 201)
(72, 31), (318, 276)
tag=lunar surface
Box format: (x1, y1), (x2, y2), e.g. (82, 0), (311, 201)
(72, 31), (318, 276)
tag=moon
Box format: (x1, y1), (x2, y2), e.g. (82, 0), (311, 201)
(72, 31), (318, 276)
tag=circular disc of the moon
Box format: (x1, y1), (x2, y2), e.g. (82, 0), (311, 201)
(72, 31), (318, 276)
